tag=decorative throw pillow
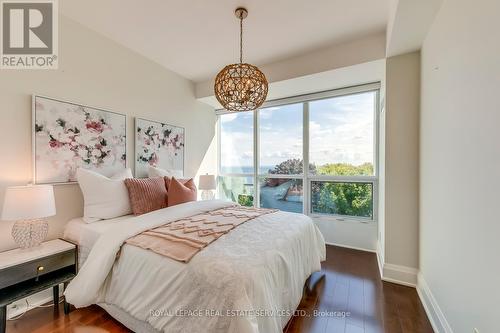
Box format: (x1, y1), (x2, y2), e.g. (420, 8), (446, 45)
(124, 177), (168, 215)
(164, 176), (191, 192)
(148, 165), (183, 179)
(167, 177), (197, 207)
(76, 168), (133, 223)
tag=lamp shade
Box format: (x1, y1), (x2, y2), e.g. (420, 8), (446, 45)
(2, 185), (56, 221)
(198, 175), (216, 190)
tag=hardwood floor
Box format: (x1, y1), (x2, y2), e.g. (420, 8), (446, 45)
(6, 245), (433, 333)
(283, 246), (433, 333)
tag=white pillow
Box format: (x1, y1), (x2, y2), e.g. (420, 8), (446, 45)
(77, 168), (133, 223)
(148, 165), (183, 178)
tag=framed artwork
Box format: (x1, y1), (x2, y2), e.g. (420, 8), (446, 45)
(33, 95), (127, 184)
(135, 118), (184, 178)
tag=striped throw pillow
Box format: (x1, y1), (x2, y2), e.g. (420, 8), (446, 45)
(124, 177), (167, 215)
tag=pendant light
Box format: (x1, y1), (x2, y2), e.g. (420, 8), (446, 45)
(214, 7), (268, 112)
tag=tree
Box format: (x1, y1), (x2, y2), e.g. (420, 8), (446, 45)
(268, 158), (316, 175)
(315, 162), (373, 176)
(311, 162), (373, 218)
(265, 159), (315, 188)
(312, 182), (372, 217)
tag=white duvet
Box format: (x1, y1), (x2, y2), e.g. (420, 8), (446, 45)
(64, 200), (326, 333)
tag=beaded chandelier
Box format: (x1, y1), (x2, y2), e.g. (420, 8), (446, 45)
(214, 8), (268, 112)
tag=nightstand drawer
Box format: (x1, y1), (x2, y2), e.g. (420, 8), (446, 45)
(0, 248), (75, 289)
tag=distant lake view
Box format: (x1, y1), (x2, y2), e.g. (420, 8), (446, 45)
(220, 166), (276, 174)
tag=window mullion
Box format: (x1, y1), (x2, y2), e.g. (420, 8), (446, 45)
(217, 117), (221, 199)
(303, 102), (309, 215)
(257, 173), (303, 179)
(308, 175), (377, 182)
(254, 109), (259, 208)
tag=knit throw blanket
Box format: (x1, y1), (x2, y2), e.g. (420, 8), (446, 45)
(125, 205), (278, 263)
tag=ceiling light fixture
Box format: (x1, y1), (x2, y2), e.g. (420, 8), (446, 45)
(214, 7), (268, 112)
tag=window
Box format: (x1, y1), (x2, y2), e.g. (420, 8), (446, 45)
(218, 83), (379, 221)
(257, 103), (304, 212)
(308, 91), (377, 219)
(218, 112), (255, 206)
(259, 103), (303, 174)
(259, 177), (303, 213)
(310, 181), (373, 218)
(219, 176), (254, 206)
(220, 112), (253, 174)
(309, 92), (376, 176)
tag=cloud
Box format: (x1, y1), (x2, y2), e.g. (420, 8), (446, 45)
(220, 91), (375, 169)
(220, 113), (238, 123)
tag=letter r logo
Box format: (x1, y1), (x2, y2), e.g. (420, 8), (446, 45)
(2, 2), (53, 54)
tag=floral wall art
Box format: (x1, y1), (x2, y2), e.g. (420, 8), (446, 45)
(33, 96), (127, 184)
(135, 118), (184, 178)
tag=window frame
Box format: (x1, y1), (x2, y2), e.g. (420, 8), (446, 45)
(217, 82), (380, 223)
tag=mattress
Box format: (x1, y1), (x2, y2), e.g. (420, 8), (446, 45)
(63, 215), (134, 268)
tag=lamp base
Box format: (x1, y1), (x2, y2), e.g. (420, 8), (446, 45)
(201, 190), (215, 201)
(11, 219), (49, 249)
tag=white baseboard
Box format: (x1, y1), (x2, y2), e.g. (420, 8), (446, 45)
(7, 285), (62, 319)
(325, 241), (376, 253)
(382, 263), (418, 287)
(416, 273), (453, 333)
(376, 242), (384, 278)
(332, 241), (417, 287)
(374, 249), (452, 332)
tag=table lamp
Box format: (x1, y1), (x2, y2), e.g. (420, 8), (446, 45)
(198, 174), (216, 200)
(1, 185), (56, 248)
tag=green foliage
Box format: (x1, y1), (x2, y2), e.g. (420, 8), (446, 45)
(238, 194), (254, 207)
(268, 158), (316, 175)
(315, 162), (373, 176)
(311, 162), (373, 218)
(312, 182), (373, 218)
(221, 160), (374, 218)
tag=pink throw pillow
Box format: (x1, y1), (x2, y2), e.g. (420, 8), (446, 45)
(124, 177), (167, 215)
(167, 177), (197, 207)
(164, 176), (191, 192)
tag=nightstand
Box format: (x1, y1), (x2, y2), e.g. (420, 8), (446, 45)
(0, 239), (77, 333)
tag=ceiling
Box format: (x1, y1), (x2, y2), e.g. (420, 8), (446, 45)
(386, 0), (443, 56)
(61, 0), (390, 83)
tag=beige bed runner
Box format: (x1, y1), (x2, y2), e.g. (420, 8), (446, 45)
(125, 205), (278, 263)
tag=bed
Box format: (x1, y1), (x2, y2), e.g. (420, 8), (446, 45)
(64, 214), (135, 268)
(63, 199), (326, 333)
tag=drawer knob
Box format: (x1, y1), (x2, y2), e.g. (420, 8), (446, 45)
(35, 265), (44, 282)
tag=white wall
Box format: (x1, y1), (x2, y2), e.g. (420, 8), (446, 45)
(0, 16), (216, 252)
(377, 70), (387, 267)
(195, 32), (386, 101)
(383, 52), (420, 283)
(420, 0), (500, 331)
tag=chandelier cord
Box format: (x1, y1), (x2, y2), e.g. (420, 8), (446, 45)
(239, 14), (243, 64)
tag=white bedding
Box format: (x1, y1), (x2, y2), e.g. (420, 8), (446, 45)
(64, 200), (326, 333)
(63, 215), (134, 267)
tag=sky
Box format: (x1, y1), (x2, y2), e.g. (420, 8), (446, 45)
(220, 91), (375, 174)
